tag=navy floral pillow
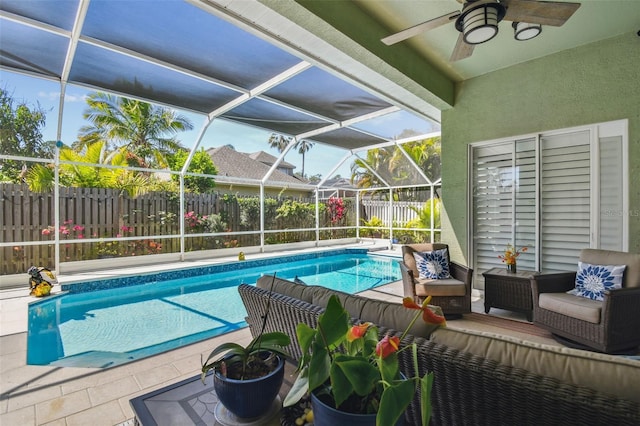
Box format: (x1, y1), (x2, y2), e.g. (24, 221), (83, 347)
(568, 261), (626, 301)
(413, 249), (451, 280)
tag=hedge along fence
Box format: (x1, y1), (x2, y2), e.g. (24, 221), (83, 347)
(0, 184), (357, 275)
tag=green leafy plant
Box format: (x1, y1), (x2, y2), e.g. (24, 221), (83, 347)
(201, 331), (291, 381)
(201, 276), (291, 382)
(406, 198), (441, 229)
(360, 216), (384, 237)
(284, 295), (446, 425)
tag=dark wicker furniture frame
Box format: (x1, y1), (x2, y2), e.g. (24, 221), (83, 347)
(532, 248), (640, 354)
(483, 267), (538, 321)
(532, 272), (640, 354)
(399, 243), (473, 315)
(238, 283), (640, 425)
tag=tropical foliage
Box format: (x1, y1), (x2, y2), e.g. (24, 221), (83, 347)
(166, 148), (217, 193)
(25, 141), (150, 197)
(0, 88), (52, 182)
(406, 198), (442, 229)
(350, 137), (441, 196)
(284, 295), (446, 425)
(78, 92), (193, 168)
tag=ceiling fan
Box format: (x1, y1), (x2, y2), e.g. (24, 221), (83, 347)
(381, 0), (581, 62)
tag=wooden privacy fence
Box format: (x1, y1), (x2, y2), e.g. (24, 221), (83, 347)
(0, 184), (358, 274)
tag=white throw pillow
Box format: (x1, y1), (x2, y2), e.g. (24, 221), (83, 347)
(567, 261), (626, 301)
(413, 249), (451, 280)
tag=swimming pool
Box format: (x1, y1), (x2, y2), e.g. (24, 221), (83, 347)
(27, 249), (401, 368)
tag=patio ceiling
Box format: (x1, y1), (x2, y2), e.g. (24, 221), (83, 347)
(0, 0), (441, 158)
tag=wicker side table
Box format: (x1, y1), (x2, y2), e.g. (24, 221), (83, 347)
(482, 267), (539, 322)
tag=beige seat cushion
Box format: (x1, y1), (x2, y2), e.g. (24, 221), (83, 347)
(415, 278), (466, 297)
(256, 275), (315, 303)
(539, 293), (602, 324)
(430, 326), (640, 404)
(580, 249), (640, 288)
(310, 286), (443, 339)
(309, 286), (368, 320)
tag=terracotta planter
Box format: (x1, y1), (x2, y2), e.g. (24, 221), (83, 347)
(213, 353), (284, 419)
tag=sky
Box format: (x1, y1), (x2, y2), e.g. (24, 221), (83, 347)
(1, 70), (353, 179)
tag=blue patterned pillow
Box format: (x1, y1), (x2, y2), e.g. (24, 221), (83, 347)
(569, 262), (626, 301)
(413, 249), (451, 280)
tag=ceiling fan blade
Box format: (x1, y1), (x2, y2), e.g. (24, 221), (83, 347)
(381, 11), (460, 45)
(502, 0), (581, 27)
(450, 33), (475, 62)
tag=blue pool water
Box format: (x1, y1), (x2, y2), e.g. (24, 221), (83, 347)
(27, 250), (400, 368)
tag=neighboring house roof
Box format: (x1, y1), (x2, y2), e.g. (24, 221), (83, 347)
(322, 177), (356, 189)
(207, 146), (303, 184)
(248, 151), (295, 170)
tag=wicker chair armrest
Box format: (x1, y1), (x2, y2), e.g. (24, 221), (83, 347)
(450, 261), (473, 288)
(399, 261), (417, 299)
(601, 286), (640, 326)
(531, 271), (576, 295)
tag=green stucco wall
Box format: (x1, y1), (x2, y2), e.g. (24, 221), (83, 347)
(441, 32), (640, 263)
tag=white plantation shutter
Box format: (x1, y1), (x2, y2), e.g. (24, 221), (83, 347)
(514, 140), (536, 270)
(599, 136), (624, 251)
(472, 139), (535, 285)
(539, 131), (591, 272)
(473, 144), (513, 285)
(471, 121), (627, 279)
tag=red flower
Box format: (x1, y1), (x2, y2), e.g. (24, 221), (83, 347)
(375, 335), (400, 359)
(347, 323), (371, 342)
(402, 297), (447, 326)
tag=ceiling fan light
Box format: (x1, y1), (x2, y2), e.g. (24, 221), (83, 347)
(513, 22), (542, 41)
(458, 2), (505, 45)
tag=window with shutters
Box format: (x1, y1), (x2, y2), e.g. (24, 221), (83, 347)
(469, 120), (628, 287)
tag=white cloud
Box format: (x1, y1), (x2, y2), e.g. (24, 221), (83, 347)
(37, 91), (86, 103)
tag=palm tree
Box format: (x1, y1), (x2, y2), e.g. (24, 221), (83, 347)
(78, 92), (193, 168)
(402, 137), (441, 182)
(268, 133), (290, 153)
(295, 139), (314, 178)
(350, 147), (392, 195)
(267, 133), (314, 178)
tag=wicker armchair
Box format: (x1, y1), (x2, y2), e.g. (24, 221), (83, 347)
(531, 249), (640, 354)
(400, 243), (473, 316)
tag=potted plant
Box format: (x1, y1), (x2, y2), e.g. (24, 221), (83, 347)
(498, 243), (528, 273)
(284, 295), (446, 426)
(201, 277), (291, 419)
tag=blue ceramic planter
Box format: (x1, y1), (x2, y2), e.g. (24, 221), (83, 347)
(213, 354), (285, 419)
(311, 391), (404, 426)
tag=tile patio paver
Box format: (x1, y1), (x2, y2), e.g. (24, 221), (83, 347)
(87, 376), (140, 406)
(65, 400), (127, 426)
(0, 405), (35, 425)
(35, 389), (92, 424)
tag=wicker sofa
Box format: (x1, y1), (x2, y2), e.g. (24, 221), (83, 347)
(239, 276), (640, 425)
